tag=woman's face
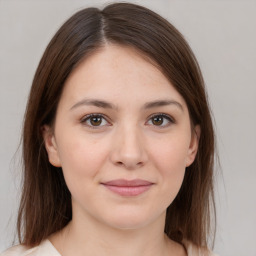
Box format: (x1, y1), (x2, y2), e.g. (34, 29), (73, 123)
(44, 44), (199, 230)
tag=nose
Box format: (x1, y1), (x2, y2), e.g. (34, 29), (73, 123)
(109, 125), (148, 170)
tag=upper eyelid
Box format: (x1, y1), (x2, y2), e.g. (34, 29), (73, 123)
(81, 113), (110, 122)
(147, 113), (175, 122)
(80, 113), (175, 125)
(80, 114), (111, 129)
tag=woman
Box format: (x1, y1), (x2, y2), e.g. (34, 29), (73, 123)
(1, 3), (218, 256)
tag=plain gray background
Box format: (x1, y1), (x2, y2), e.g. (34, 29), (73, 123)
(0, 0), (255, 255)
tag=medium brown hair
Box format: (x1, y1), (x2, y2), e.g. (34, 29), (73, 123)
(18, 2), (216, 248)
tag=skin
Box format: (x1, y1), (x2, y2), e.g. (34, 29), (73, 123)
(43, 44), (200, 256)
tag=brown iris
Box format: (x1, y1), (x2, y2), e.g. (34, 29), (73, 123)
(90, 116), (102, 126)
(152, 116), (164, 126)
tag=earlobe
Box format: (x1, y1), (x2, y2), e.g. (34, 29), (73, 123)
(186, 125), (201, 167)
(42, 125), (61, 167)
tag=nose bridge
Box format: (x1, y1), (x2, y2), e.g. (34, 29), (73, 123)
(110, 122), (147, 169)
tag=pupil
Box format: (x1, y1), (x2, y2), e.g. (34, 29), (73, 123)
(91, 116), (102, 126)
(153, 116), (163, 125)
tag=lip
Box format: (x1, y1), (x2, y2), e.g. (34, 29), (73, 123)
(101, 179), (154, 196)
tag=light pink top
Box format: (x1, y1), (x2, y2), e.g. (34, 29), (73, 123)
(1, 239), (219, 256)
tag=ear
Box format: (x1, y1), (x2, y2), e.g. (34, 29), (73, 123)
(186, 125), (201, 167)
(42, 125), (61, 167)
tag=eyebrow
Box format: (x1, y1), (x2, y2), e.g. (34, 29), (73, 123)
(70, 98), (183, 111)
(142, 100), (184, 111)
(70, 99), (117, 110)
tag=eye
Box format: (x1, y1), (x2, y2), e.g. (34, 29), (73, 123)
(146, 114), (174, 127)
(81, 114), (110, 128)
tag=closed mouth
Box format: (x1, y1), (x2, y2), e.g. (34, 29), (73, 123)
(101, 179), (154, 196)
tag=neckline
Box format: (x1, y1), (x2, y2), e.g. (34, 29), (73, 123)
(43, 239), (62, 255)
(44, 238), (192, 256)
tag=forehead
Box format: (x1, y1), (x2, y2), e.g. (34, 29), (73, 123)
(60, 44), (187, 108)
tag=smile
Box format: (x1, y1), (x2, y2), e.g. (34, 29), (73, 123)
(101, 179), (154, 196)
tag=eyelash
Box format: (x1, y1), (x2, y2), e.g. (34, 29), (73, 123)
(146, 113), (175, 128)
(80, 113), (175, 129)
(80, 114), (111, 129)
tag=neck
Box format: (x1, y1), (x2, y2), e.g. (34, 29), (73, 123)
(50, 211), (178, 256)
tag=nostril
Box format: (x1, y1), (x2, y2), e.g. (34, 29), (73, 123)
(115, 160), (143, 169)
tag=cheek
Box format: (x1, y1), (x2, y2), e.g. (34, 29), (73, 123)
(151, 135), (190, 172)
(56, 132), (109, 190)
(149, 135), (190, 198)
